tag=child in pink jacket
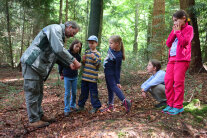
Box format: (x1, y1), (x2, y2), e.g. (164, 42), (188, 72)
(162, 10), (194, 115)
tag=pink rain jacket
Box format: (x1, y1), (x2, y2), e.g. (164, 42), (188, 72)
(166, 22), (194, 61)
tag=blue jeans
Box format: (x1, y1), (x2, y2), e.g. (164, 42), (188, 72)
(78, 80), (101, 108)
(105, 74), (125, 104)
(64, 77), (78, 113)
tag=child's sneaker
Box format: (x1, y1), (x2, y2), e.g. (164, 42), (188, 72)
(77, 106), (85, 112)
(162, 105), (172, 113)
(122, 99), (132, 113)
(168, 107), (184, 115)
(89, 108), (99, 114)
(100, 104), (114, 113)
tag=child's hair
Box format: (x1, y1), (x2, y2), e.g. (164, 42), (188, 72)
(149, 59), (161, 72)
(69, 39), (82, 54)
(173, 10), (190, 24)
(109, 35), (125, 60)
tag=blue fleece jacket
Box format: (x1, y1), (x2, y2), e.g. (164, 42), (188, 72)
(103, 48), (122, 84)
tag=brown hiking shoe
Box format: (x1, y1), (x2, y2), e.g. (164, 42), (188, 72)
(41, 115), (56, 123)
(29, 120), (49, 128)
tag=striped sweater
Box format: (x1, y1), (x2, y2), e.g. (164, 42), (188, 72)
(82, 50), (101, 83)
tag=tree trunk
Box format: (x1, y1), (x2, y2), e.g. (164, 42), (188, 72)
(59, 0), (63, 23)
(88, 0), (103, 50)
(5, 0), (14, 68)
(65, 0), (68, 21)
(151, 0), (165, 61)
(204, 31), (207, 62)
(133, 3), (139, 54)
(180, 0), (206, 73)
(19, 7), (26, 71)
(85, 0), (90, 47)
(146, 6), (153, 61)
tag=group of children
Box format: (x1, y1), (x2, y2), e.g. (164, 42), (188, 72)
(59, 9), (194, 116)
(59, 35), (132, 116)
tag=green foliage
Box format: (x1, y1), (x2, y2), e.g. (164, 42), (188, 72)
(184, 99), (207, 123)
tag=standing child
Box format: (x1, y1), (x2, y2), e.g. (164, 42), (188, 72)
(59, 40), (82, 116)
(162, 10), (194, 115)
(77, 35), (102, 114)
(101, 35), (132, 113)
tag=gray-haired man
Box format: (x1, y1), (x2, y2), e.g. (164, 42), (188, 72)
(21, 21), (81, 128)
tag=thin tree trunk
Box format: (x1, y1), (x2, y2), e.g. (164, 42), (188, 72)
(59, 0), (63, 23)
(19, 7), (26, 71)
(85, 0), (90, 46)
(97, 0), (103, 50)
(146, 6), (153, 61)
(65, 0), (68, 21)
(133, 3), (139, 54)
(5, 0), (14, 68)
(179, 0), (206, 73)
(204, 31), (207, 62)
(151, 0), (165, 61)
(73, 1), (76, 20)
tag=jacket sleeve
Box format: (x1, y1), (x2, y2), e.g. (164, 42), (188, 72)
(44, 25), (75, 67)
(115, 57), (122, 84)
(166, 29), (177, 48)
(175, 26), (194, 48)
(58, 64), (63, 75)
(141, 71), (165, 92)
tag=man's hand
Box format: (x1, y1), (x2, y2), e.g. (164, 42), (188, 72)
(70, 63), (76, 70)
(72, 59), (81, 70)
(117, 84), (122, 89)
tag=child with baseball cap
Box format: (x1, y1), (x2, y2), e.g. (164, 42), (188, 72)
(77, 35), (102, 114)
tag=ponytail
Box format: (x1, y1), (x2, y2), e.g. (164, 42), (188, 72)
(120, 41), (125, 60)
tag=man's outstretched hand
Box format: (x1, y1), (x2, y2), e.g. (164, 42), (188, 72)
(70, 59), (81, 70)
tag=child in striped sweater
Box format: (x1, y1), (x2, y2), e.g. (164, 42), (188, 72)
(77, 35), (102, 114)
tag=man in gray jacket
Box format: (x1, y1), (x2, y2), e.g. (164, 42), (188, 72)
(21, 21), (81, 128)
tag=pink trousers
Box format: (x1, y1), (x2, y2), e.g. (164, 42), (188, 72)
(164, 57), (190, 109)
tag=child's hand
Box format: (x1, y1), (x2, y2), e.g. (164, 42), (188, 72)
(91, 53), (95, 59)
(117, 84), (122, 89)
(82, 55), (86, 61)
(173, 23), (181, 33)
(60, 75), (64, 80)
(142, 92), (147, 99)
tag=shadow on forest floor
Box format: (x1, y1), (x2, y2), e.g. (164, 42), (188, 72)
(0, 67), (207, 137)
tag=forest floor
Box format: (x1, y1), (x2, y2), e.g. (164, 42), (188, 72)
(0, 66), (207, 138)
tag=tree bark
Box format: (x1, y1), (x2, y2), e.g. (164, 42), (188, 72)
(88, 0), (103, 50)
(146, 6), (153, 61)
(85, 0), (90, 46)
(151, 0), (165, 61)
(133, 3), (139, 54)
(5, 0), (14, 68)
(179, 0), (206, 73)
(19, 7), (26, 71)
(203, 31), (207, 62)
(65, 0), (68, 21)
(59, 0), (63, 23)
